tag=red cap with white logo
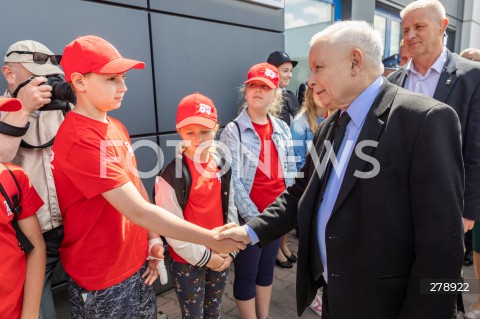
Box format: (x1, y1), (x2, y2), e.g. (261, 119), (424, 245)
(61, 35), (145, 82)
(176, 93), (218, 129)
(244, 62), (279, 89)
(0, 98), (22, 112)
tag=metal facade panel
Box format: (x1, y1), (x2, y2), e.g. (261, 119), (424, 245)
(150, 13), (283, 132)
(85, 0), (148, 8)
(149, 0), (284, 31)
(0, 0), (156, 136)
(131, 136), (162, 200)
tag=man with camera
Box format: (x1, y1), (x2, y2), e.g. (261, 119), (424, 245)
(1, 40), (68, 319)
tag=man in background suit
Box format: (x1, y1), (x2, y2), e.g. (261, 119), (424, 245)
(388, 0), (480, 232)
(217, 20), (464, 319)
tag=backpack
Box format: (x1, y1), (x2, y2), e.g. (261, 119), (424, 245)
(0, 163), (34, 252)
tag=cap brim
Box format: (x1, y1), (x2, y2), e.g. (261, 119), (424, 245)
(94, 57), (145, 74)
(22, 62), (64, 76)
(0, 98), (22, 112)
(176, 117), (216, 129)
(291, 60), (298, 68)
(244, 77), (277, 89)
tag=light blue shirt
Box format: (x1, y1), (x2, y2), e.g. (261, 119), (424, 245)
(404, 48), (447, 98)
(318, 76), (383, 282)
(246, 77), (384, 271)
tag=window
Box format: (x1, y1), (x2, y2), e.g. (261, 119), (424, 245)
(373, 9), (402, 59)
(284, 0), (338, 93)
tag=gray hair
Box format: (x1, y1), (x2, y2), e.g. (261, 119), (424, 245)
(310, 20), (384, 74)
(400, 0), (446, 19)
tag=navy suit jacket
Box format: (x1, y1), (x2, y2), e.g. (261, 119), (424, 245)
(388, 50), (480, 220)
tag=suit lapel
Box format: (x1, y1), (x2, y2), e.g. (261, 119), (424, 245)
(331, 82), (396, 215)
(298, 113), (338, 229)
(433, 51), (458, 103)
(308, 112), (339, 181)
(396, 68), (407, 87)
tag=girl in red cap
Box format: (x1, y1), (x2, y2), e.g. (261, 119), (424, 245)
(219, 63), (296, 319)
(154, 92), (239, 318)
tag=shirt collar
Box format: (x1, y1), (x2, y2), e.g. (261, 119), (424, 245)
(406, 47), (447, 77)
(344, 76), (383, 129)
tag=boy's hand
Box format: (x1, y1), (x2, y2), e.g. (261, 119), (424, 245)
(149, 243), (165, 260)
(142, 260), (159, 286)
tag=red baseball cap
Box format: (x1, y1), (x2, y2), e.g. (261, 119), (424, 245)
(176, 93), (218, 129)
(0, 98), (22, 112)
(61, 35), (145, 82)
(244, 62), (279, 89)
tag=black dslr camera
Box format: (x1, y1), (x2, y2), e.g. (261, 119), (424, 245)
(12, 75), (76, 113)
(39, 75), (76, 112)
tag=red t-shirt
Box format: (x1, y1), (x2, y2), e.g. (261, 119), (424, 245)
(52, 112), (147, 290)
(0, 164), (43, 318)
(250, 120), (286, 212)
(169, 155), (223, 264)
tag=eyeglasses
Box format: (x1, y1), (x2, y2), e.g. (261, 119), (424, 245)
(6, 51), (62, 65)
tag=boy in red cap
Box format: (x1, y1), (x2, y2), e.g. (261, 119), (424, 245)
(154, 93), (239, 318)
(51, 35), (244, 318)
(0, 98), (46, 319)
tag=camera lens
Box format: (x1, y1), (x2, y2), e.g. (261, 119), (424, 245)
(39, 75), (76, 111)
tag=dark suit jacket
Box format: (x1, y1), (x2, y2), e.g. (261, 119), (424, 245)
(388, 50), (480, 220)
(278, 90), (300, 125)
(248, 80), (464, 318)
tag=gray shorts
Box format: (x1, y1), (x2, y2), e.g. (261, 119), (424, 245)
(67, 262), (156, 319)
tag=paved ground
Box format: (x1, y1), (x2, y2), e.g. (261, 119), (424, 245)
(54, 230), (477, 318)
(155, 230), (320, 319)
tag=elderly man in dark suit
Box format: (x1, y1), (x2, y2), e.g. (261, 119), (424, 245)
(387, 0), (480, 233)
(217, 20), (464, 319)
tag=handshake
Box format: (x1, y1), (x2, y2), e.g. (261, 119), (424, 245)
(143, 223), (253, 286)
(211, 222), (252, 255)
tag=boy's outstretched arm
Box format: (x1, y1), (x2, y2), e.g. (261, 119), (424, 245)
(102, 182), (246, 254)
(18, 215), (46, 319)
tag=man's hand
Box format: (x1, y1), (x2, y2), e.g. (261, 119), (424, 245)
(15, 76), (52, 112)
(215, 225), (252, 245)
(212, 222), (238, 234)
(207, 223), (247, 254)
(464, 218), (475, 233)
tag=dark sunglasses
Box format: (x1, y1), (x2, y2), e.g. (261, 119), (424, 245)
(6, 51), (62, 65)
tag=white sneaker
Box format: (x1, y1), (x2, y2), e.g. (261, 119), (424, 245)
(308, 290), (323, 317)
